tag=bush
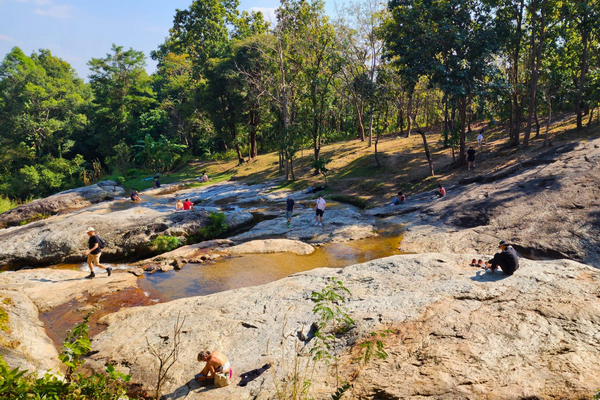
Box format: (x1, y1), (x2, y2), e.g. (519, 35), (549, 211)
(0, 315), (131, 398)
(126, 168), (140, 178)
(114, 175), (126, 185)
(149, 235), (182, 254)
(0, 196), (19, 214)
(200, 212), (227, 239)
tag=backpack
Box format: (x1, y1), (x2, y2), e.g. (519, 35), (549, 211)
(97, 235), (106, 249)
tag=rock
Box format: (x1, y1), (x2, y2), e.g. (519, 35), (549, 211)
(228, 239), (315, 255)
(0, 206), (253, 269)
(0, 182), (125, 227)
(128, 268), (145, 277)
(144, 266), (157, 273)
(84, 254), (600, 399)
(0, 269), (139, 313)
(0, 289), (60, 376)
(231, 209), (376, 244)
(159, 264), (174, 272)
(146, 240), (235, 263)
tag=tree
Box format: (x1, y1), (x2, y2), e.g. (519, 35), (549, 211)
(88, 44), (155, 156)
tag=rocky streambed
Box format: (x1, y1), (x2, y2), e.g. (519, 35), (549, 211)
(1, 136), (600, 398)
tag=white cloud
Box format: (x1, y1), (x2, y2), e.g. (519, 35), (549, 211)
(34, 3), (73, 18)
(0, 34), (14, 41)
(34, 0), (53, 5)
(249, 7), (277, 24)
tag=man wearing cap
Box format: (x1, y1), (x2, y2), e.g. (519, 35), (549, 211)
(84, 227), (112, 279)
(486, 240), (519, 275)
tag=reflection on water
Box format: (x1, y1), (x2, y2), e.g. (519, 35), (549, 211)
(138, 234), (402, 302)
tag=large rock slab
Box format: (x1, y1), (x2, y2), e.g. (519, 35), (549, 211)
(0, 181), (125, 227)
(0, 289), (60, 376)
(231, 208), (376, 244)
(84, 254), (600, 399)
(0, 205), (253, 269)
(391, 138), (600, 267)
(227, 239), (314, 255)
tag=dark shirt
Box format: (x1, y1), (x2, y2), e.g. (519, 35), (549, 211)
(154, 180), (161, 188)
(490, 246), (519, 274)
(467, 149), (476, 161)
(286, 198), (295, 211)
(88, 235), (101, 254)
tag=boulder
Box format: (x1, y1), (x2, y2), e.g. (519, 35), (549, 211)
(128, 268), (145, 277)
(0, 182), (125, 227)
(228, 239), (315, 255)
(84, 254), (600, 399)
(0, 206), (253, 269)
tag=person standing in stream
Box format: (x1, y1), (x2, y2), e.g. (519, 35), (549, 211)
(84, 227), (111, 279)
(315, 194), (326, 226)
(285, 195), (295, 228)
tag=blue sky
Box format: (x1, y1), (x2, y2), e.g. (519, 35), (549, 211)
(0, 0), (342, 80)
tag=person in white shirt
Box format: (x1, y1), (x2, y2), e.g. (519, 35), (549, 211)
(315, 195), (326, 226)
(477, 129), (484, 146)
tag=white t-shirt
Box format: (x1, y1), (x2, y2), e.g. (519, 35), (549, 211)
(316, 198), (327, 210)
(477, 134), (483, 141)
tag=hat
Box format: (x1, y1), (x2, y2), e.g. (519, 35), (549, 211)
(87, 227), (95, 232)
(499, 240), (508, 247)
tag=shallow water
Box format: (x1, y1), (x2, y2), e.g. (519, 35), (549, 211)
(138, 233), (402, 302)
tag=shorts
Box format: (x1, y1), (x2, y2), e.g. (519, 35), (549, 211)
(316, 209), (324, 217)
(87, 253), (101, 265)
(285, 210), (293, 219)
(467, 157), (475, 162)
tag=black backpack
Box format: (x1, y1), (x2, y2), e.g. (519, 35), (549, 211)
(97, 235), (107, 249)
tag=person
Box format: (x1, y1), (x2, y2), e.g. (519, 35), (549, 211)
(315, 194), (326, 226)
(477, 129), (484, 146)
(195, 350), (231, 382)
(84, 227), (111, 279)
(183, 198), (193, 210)
(175, 199), (184, 211)
(153, 177), (161, 188)
(391, 191), (405, 205)
(485, 240), (520, 275)
(130, 191), (141, 202)
(285, 195), (295, 227)
(434, 184), (446, 198)
(467, 146), (476, 171)
(201, 172), (210, 183)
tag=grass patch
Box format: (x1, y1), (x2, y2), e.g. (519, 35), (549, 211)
(18, 213), (51, 226)
(330, 194), (370, 209)
(268, 179), (308, 193)
(149, 235), (182, 254)
(0, 196), (20, 214)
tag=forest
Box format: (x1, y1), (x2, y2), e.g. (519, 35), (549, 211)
(0, 0), (599, 202)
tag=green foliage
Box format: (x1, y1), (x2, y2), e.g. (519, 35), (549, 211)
(134, 134), (187, 172)
(200, 212), (228, 239)
(18, 213), (51, 226)
(0, 315), (131, 399)
(331, 383), (351, 400)
(0, 196), (19, 214)
(105, 141), (132, 175)
(311, 158), (331, 186)
(0, 304), (9, 332)
(149, 235), (182, 254)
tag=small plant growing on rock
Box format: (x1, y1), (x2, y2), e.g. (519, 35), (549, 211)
(146, 311), (186, 400)
(149, 235), (182, 254)
(199, 212), (227, 239)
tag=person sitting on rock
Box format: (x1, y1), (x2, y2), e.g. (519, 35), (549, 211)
(201, 172), (210, 182)
(391, 191), (405, 205)
(175, 199), (183, 211)
(153, 177), (161, 189)
(195, 350), (231, 381)
(130, 191), (141, 202)
(485, 240), (520, 275)
(434, 184), (446, 198)
(183, 198), (193, 210)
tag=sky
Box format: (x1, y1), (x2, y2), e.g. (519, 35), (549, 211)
(0, 0), (343, 80)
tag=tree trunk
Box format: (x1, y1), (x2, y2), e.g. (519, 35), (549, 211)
(544, 99), (551, 147)
(534, 107), (540, 138)
(587, 107), (595, 128)
(374, 137), (380, 167)
(406, 94), (413, 138)
(417, 130), (434, 176)
(458, 97), (468, 166)
(576, 31), (590, 130)
(523, 0), (546, 148)
(443, 99), (449, 147)
(510, 0), (525, 146)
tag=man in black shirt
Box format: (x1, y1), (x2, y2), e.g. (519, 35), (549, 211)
(285, 195), (295, 228)
(467, 147), (476, 171)
(84, 227), (112, 279)
(486, 240), (519, 275)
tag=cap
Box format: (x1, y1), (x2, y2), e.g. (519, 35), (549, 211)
(87, 227), (95, 232)
(499, 240), (508, 247)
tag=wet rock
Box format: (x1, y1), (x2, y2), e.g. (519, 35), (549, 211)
(228, 239), (315, 255)
(159, 264), (174, 272)
(128, 268), (145, 277)
(84, 254), (600, 399)
(0, 208), (252, 269)
(144, 266), (157, 273)
(0, 182), (125, 227)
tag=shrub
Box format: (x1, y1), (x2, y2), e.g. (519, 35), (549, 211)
(0, 196), (19, 214)
(200, 212), (227, 239)
(149, 235), (182, 254)
(127, 168), (140, 178)
(114, 175), (126, 185)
